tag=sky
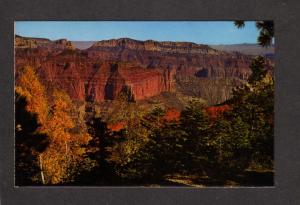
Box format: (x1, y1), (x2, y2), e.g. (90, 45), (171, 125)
(15, 21), (259, 45)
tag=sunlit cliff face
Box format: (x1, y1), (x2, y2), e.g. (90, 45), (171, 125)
(15, 36), (260, 103)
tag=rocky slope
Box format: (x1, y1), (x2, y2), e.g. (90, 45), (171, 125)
(86, 38), (254, 80)
(15, 36), (266, 104)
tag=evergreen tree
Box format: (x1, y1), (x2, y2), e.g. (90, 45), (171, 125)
(180, 100), (211, 171)
(86, 117), (113, 170)
(209, 114), (251, 176)
(141, 106), (166, 129)
(78, 116), (126, 185)
(234, 20), (274, 47)
(119, 118), (185, 182)
(228, 56), (274, 169)
(248, 56), (268, 84)
(121, 101), (211, 181)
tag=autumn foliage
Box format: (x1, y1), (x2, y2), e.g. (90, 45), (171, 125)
(16, 66), (48, 125)
(163, 108), (181, 122)
(107, 121), (127, 132)
(16, 66), (91, 185)
(205, 105), (231, 119)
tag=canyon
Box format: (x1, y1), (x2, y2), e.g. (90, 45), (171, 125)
(15, 35), (266, 104)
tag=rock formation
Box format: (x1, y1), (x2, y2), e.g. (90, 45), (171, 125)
(15, 36), (268, 103)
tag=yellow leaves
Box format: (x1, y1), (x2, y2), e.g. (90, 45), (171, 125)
(52, 89), (73, 112)
(45, 89), (75, 140)
(250, 74), (274, 93)
(78, 133), (92, 145)
(74, 147), (87, 156)
(261, 73), (274, 85)
(16, 66), (48, 124)
(243, 73), (274, 94)
(43, 90), (93, 184)
(40, 150), (69, 184)
(16, 66), (92, 184)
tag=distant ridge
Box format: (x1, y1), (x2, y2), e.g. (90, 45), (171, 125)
(210, 43), (274, 55)
(72, 41), (95, 49)
(16, 35), (274, 56)
(71, 40), (274, 56)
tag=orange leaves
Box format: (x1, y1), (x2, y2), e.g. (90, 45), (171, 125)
(41, 89), (79, 183)
(107, 121), (127, 132)
(16, 66), (92, 184)
(205, 105), (231, 119)
(163, 108), (181, 122)
(16, 66), (48, 124)
(44, 89), (75, 143)
(81, 133), (92, 145)
(52, 89), (73, 112)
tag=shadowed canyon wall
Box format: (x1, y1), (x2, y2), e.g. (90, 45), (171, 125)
(15, 36), (262, 104)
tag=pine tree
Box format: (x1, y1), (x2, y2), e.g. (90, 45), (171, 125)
(228, 56), (274, 169)
(248, 56), (268, 84)
(234, 20), (274, 47)
(209, 114), (251, 176)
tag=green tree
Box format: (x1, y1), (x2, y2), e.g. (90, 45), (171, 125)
(77, 116), (130, 185)
(141, 106), (166, 129)
(179, 101), (212, 173)
(209, 114), (251, 176)
(248, 56), (268, 84)
(120, 101), (212, 181)
(229, 56), (274, 169)
(119, 119), (185, 182)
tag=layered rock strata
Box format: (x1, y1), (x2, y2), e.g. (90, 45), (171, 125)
(15, 36), (263, 103)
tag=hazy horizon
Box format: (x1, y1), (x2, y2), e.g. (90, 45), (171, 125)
(16, 34), (267, 46)
(15, 21), (260, 45)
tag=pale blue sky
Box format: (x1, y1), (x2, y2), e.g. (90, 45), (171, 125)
(15, 21), (259, 45)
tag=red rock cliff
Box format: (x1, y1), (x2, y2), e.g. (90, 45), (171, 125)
(15, 36), (261, 103)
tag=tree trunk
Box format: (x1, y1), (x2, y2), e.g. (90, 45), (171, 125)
(39, 154), (45, 184)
